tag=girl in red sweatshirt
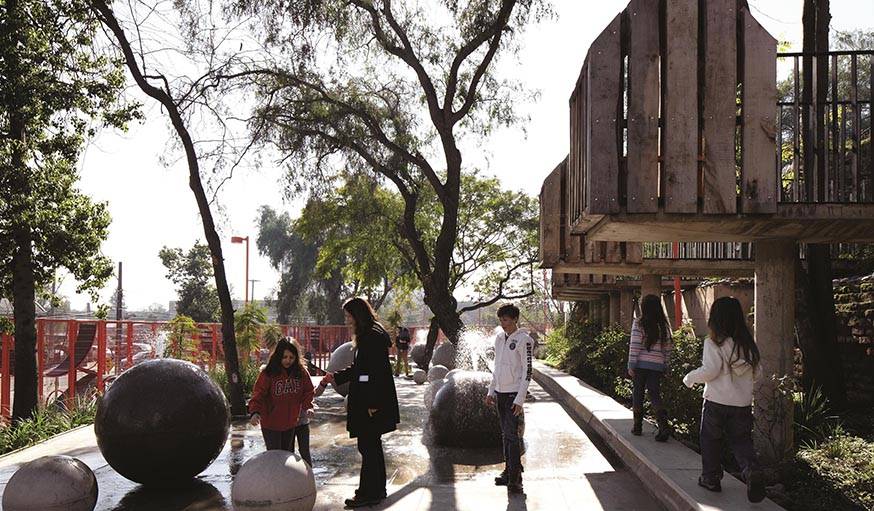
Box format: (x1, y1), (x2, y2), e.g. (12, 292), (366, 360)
(249, 338), (315, 453)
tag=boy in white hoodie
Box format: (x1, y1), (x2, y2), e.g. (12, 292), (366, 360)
(683, 297), (765, 503)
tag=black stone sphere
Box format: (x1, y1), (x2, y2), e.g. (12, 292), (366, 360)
(95, 359), (230, 486)
(430, 371), (501, 448)
(410, 343), (428, 369)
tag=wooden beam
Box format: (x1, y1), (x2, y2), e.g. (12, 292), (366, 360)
(551, 259), (754, 278)
(539, 162), (563, 267)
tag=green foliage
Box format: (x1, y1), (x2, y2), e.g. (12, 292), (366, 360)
(794, 384), (843, 447)
(660, 325), (705, 439)
(262, 323), (282, 351)
(159, 243), (220, 322)
(786, 432), (874, 511)
(0, 317), (13, 335)
(208, 360), (261, 401)
(163, 314), (201, 362)
(0, 396), (97, 455)
(234, 302), (268, 356)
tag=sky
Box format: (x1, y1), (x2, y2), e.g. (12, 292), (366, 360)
(59, 0), (874, 311)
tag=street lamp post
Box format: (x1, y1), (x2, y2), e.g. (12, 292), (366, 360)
(231, 236), (249, 305)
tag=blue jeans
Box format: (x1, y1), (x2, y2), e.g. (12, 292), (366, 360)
(496, 392), (524, 484)
(632, 368), (664, 414)
(700, 400), (757, 483)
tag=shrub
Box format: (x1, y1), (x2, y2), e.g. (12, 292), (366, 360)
(0, 395), (97, 455)
(786, 432), (874, 511)
(661, 324), (705, 441)
(163, 314), (201, 362)
(208, 360), (261, 403)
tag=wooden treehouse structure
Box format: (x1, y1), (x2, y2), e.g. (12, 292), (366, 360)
(542, 0), (874, 460)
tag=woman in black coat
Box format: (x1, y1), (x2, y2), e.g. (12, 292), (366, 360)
(323, 297), (400, 508)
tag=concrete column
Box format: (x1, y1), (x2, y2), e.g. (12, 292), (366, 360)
(754, 239), (796, 462)
(619, 289), (634, 332)
(609, 292), (620, 326)
(641, 274), (662, 300)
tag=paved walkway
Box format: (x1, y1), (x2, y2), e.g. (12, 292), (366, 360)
(0, 377), (659, 510)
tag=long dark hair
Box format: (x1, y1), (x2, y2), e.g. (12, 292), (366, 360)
(343, 297), (381, 339)
(264, 337), (306, 377)
(707, 297), (760, 369)
(640, 294), (670, 350)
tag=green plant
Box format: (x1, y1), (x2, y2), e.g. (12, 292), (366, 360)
(795, 384), (843, 446)
(660, 324), (705, 442)
(234, 303), (268, 357)
(788, 431), (874, 511)
(208, 360), (261, 402)
(164, 315), (200, 362)
(262, 323), (282, 352)
(0, 394), (98, 455)
(0, 317), (14, 335)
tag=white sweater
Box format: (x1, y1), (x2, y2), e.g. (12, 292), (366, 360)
(682, 337), (758, 407)
(488, 328), (534, 406)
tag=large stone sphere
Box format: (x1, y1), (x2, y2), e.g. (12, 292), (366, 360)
(427, 365), (449, 383)
(412, 369), (427, 385)
(431, 342), (456, 370)
(326, 341), (355, 396)
(409, 343), (428, 369)
(232, 450), (316, 511)
(430, 371), (501, 447)
(424, 378), (447, 409)
(2, 455), (97, 511)
(444, 369), (463, 381)
(95, 359), (229, 486)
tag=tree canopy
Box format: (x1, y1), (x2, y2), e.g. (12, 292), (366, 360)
(159, 243), (221, 322)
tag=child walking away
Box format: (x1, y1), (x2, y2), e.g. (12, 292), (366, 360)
(627, 294), (673, 441)
(683, 297), (765, 503)
(249, 338), (315, 455)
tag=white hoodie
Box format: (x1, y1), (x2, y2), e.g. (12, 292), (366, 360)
(488, 328), (534, 407)
(682, 337), (758, 407)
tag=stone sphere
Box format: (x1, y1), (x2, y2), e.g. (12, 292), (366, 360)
(95, 358), (229, 486)
(409, 343), (428, 369)
(444, 369), (463, 381)
(326, 341), (355, 396)
(412, 369), (427, 385)
(232, 450), (316, 511)
(430, 371), (501, 447)
(427, 365), (449, 382)
(2, 456), (97, 511)
(431, 342), (456, 370)
(424, 378), (447, 409)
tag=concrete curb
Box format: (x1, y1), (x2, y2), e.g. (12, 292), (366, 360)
(533, 362), (783, 511)
(0, 423), (93, 462)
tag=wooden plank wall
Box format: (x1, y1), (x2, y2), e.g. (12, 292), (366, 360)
(626, 0), (660, 213)
(539, 162), (563, 267)
(741, 9), (778, 213)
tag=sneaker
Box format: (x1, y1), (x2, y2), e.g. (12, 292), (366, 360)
(698, 476), (722, 492)
(494, 471), (509, 486)
(746, 470), (765, 503)
(507, 483), (525, 495)
(344, 496), (383, 508)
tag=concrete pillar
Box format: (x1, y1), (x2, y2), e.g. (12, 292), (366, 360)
(609, 292), (620, 326)
(619, 289), (634, 332)
(754, 240), (796, 462)
(641, 274), (662, 300)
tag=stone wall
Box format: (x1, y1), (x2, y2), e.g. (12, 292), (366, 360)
(664, 279), (755, 335)
(833, 273), (874, 406)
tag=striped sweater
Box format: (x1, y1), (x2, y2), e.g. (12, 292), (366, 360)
(627, 318), (673, 372)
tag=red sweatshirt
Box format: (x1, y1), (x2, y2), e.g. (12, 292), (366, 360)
(248, 367), (315, 431)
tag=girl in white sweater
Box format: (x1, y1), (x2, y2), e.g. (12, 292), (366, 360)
(683, 297), (765, 503)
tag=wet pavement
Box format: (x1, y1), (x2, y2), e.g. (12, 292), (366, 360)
(0, 377), (660, 510)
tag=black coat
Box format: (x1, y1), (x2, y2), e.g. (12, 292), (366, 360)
(333, 323), (400, 437)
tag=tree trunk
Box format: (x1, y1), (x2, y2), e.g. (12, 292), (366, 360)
(90, 0), (246, 415)
(805, 246), (846, 407)
(422, 316), (441, 369)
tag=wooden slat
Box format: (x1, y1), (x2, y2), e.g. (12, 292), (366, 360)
(664, 0), (699, 213)
(539, 164), (563, 267)
(851, 54), (861, 202)
(702, 0), (737, 214)
(626, 0), (660, 213)
(585, 15), (622, 215)
(605, 241), (622, 263)
(626, 242), (644, 263)
(741, 9), (778, 214)
(583, 238), (596, 263)
(566, 232), (582, 264)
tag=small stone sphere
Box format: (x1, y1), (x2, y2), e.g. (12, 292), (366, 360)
(427, 365), (449, 383)
(95, 358), (229, 486)
(430, 371), (501, 447)
(424, 378), (447, 409)
(2, 455), (97, 511)
(326, 341), (356, 396)
(409, 343), (428, 369)
(412, 369), (427, 385)
(431, 342), (456, 370)
(232, 450), (316, 511)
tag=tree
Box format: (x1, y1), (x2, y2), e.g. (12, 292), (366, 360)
(225, 0), (549, 346)
(0, 0), (138, 421)
(89, 0), (249, 414)
(159, 243), (221, 323)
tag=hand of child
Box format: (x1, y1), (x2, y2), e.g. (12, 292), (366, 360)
(306, 408), (315, 419)
(682, 374), (694, 388)
(321, 372), (334, 385)
(249, 413), (260, 426)
(484, 394), (496, 407)
(628, 368), (635, 378)
(512, 404), (523, 416)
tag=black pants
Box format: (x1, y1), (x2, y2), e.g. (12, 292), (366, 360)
(699, 400), (757, 483)
(290, 423), (312, 466)
(261, 427), (294, 451)
(496, 392), (524, 484)
(632, 368), (664, 413)
(357, 434), (386, 498)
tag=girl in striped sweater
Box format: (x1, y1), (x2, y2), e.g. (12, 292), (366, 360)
(627, 294), (673, 441)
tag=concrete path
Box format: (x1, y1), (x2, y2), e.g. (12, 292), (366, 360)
(0, 376), (659, 510)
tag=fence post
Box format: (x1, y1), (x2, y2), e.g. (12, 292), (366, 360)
(67, 320), (78, 410)
(126, 321), (134, 368)
(1, 333), (11, 419)
(151, 323), (158, 359)
(211, 324), (218, 369)
(37, 319), (44, 403)
(97, 321), (107, 393)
